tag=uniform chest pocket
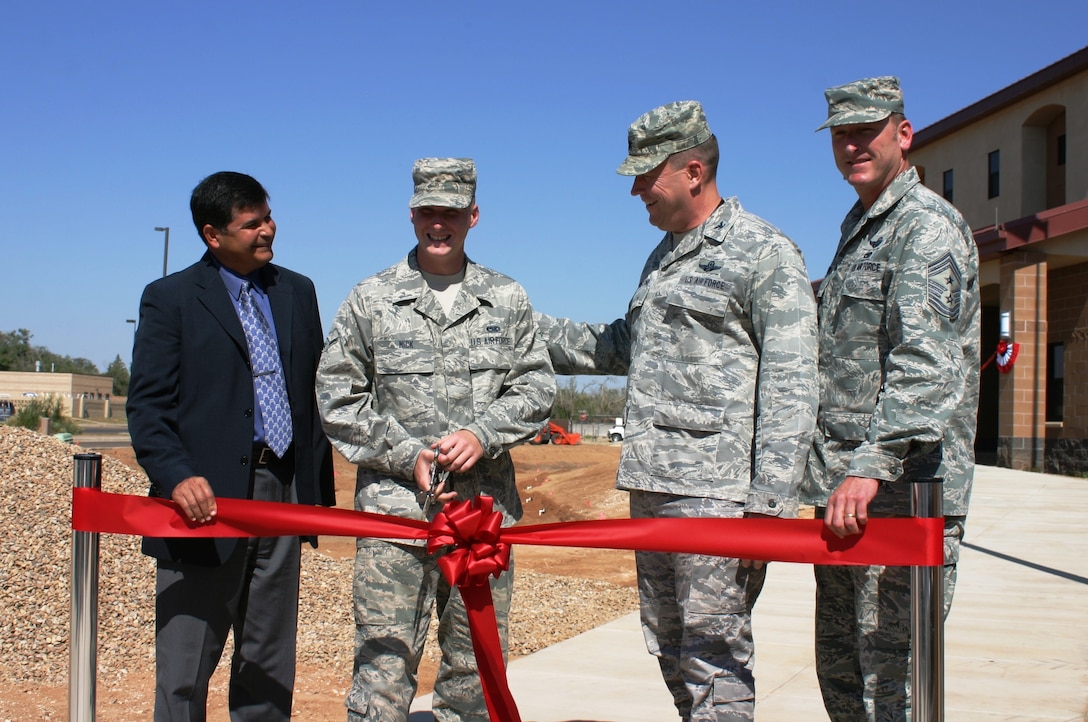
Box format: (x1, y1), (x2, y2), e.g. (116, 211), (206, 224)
(467, 309), (517, 370)
(663, 285), (733, 341)
(841, 270), (886, 302)
(468, 347), (513, 374)
(832, 271), (887, 357)
(374, 334), (435, 375)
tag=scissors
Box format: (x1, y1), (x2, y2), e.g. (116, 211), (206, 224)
(422, 448), (448, 518)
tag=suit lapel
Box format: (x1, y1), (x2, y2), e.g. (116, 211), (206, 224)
(264, 265), (295, 374)
(195, 254), (249, 355)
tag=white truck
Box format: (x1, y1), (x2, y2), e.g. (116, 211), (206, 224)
(607, 417), (624, 443)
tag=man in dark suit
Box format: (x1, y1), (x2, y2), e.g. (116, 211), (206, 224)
(127, 171), (335, 721)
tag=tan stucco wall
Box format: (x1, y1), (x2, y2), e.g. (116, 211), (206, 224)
(910, 72), (1088, 229)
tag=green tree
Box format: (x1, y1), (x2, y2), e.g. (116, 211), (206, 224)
(0, 329), (33, 371)
(106, 355), (130, 396)
(0, 328), (101, 375)
(550, 376), (626, 421)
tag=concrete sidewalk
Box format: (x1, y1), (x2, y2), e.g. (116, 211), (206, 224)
(410, 465), (1088, 720)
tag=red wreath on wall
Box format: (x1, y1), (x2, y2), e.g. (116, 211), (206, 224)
(983, 339), (1020, 373)
(996, 339), (1020, 372)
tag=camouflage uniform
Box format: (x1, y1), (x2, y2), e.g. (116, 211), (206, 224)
(539, 101), (818, 721)
(803, 78), (981, 722)
(317, 158), (555, 721)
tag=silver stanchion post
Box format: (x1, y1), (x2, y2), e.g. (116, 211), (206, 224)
(911, 477), (944, 722)
(71, 452), (102, 722)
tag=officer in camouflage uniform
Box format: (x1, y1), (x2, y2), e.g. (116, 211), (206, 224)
(803, 77), (980, 722)
(536, 101), (818, 721)
(316, 158), (555, 721)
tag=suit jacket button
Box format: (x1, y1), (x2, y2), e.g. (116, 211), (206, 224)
(241, 456), (250, 466)
(244, 408), (254, 418)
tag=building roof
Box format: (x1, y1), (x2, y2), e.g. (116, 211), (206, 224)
(913, 45), (1088, 150)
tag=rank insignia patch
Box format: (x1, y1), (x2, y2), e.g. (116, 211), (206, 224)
(927, 253), (962, 321)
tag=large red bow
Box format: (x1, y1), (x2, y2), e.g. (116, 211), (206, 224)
(428, 496), (511, 588)
(427, 497), (519, 720)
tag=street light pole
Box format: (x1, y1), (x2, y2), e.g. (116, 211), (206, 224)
(126, 319), (137, 363)
(154, 226), (170, 278)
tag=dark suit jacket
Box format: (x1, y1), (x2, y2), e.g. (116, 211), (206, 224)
(127, 251), (335, 565)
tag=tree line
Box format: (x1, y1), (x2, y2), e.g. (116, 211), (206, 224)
(551, 376), (626, 421)
(0, 328), (130, 396)
(0, 328), (628, 414)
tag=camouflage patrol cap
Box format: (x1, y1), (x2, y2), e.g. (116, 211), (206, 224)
(617, 100), (713, 176)
(816, 76), (905, 131)
(409, 157), (477, 209)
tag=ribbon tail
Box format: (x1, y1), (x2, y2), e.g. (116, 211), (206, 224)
(461, 583), (521, 722)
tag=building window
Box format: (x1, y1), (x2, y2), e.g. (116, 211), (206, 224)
(942, 169), (954, 203)
(1057, 134), (1066, 166)
(1046, 342), (1064, 422)
(988, 150), (1000, 199)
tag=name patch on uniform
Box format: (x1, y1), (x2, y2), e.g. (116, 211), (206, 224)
(927, 253), (962, 321)
(470, 336), (513, 347)
(395, 339), (415, 349)
(851, 260), (884, 274)
(681, 274), (729, 292)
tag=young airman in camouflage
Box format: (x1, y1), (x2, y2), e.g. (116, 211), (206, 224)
(536, 101), (818, 721)
(804, 76), (981, 722)
(316, 158), (555, 721)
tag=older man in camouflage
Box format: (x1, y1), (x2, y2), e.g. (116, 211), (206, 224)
(316, 158), (555, 721)
(803, 77), (980, 721)
(536, 101), (818, 721)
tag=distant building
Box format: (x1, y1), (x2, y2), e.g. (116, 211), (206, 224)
(910, 45), (1088, 472)
(0, 371), (121, 420)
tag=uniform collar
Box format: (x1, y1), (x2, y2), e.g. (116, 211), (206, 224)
(844, 166), (921, 239)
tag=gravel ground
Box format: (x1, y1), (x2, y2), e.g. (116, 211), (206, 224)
(0, 425), (637, 692)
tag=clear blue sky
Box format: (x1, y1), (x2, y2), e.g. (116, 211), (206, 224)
(2, 1), (1086, 372)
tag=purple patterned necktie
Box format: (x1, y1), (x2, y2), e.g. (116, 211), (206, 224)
(238, 282), (293, 456)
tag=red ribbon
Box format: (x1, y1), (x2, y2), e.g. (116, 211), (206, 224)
(71, 488), (943, 721)
(427, 497), (518, 721)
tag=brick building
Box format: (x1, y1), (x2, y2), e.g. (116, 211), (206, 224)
(910, 46), (1088, 472)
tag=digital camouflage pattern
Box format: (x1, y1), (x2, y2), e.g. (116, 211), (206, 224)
(814, 500), (965, 721)
(317, 247), (554, 720)
(630, 492), (766, 721)
(804, 165), (980, 722)
(345, 539), (513, 722)
(409, 157), (477, 209)
(816, 76), (905, 131)
(801, 166), (980, 516)
(538, 198), (818, 514)
(318, 248), (554, 528)
(536, 196), (818, 721)
(616, 100), (714, 176)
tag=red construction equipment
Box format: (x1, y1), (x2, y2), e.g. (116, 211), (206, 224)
(529, 421), (582, 445)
